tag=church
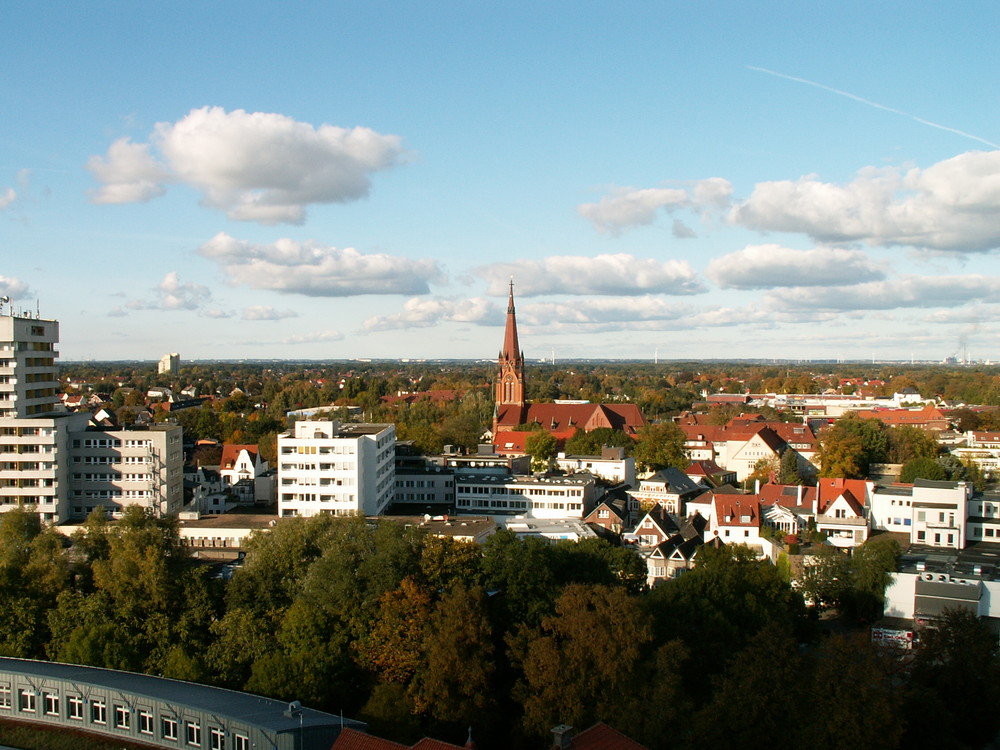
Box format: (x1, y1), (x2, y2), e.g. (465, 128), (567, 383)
(491, 283), (646, 442)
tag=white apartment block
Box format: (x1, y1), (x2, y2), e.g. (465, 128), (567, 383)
(157, 352), (180, 375)
(68, 425), (184, 519)
(0, 311), (185, 523)
(870, 479), (971, 550)
(0, 313), (81, 521)
(277, 420), (395, 518)
(454, 473), (595, 519)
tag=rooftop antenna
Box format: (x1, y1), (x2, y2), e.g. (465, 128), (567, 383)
(35, 299), (40, 319)
(0, 296), (8, 316)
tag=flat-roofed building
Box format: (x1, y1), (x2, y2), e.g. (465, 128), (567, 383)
(278, 420), (395, 518)
(455, 472), (595, 519)
(0, 656), (363, 750)
(68, 424), (184, 519)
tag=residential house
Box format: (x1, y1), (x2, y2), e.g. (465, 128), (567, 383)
(584, 486), (633, 535)
(627, 467), (702, 515)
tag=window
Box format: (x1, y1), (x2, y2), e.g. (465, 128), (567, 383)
(19, 689), (36, 713)
(210, 726), (226, 750)
(234, 733), (249, 750)
(139, 710), (154, 734)
(186, 720), (201, 746)
(917, 530), (926, 541)
(115, 704), (130, 729)
(91, 699), (106, 724)
(0, 684), (10, 710)
(162, 716), (178, 741)
(44, 692), (59, 716)
(67, 694), (83, 720)
(917, 511), (926, 522)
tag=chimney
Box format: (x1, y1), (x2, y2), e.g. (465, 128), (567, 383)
(797, 484), (803, 504)
(754, 479), (760, 494)
(551, 724), (574, 749)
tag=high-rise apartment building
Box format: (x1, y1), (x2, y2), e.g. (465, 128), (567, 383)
(0, 309), (183, 523)
(158, 352), (180, 375)
(277, 420), (395, 518)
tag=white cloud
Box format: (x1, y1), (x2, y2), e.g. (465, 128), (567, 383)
(0, 187), (16, 209)
(282, 330), (344, 344)
(520, 296), (688, 326)
(706, 244), (885, 289)
(766, 274), (1000, 312)
(731, 151), (1000, 252)
(86, 138), (170, 203)
(0, 275), (29, 298)
(362, 297), (500, 332)
(242, 306), (300, 321)
(125, 272), (211, 311)
(202, 309), (232, 319)
(199, 233), (443, 296)
(578, 178), (732, 235)
(476, 254), (705, 296)
(87, 107), (405, 224)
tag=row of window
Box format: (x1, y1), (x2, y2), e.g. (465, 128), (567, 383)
(0, 684), (248, 749)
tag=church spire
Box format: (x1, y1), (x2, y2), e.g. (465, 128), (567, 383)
(496, 279), (525, 408)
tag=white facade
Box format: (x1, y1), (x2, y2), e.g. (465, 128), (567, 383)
(0, 314), (61, 419)
(277, 420), (395, 518)
(455, 473), (595, 519)
(157, 353), (179, 375)
(555, 451), (635, 487)
(68, 425), (184, 519)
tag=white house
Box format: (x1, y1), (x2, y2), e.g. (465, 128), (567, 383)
(555, 447), (636, 487)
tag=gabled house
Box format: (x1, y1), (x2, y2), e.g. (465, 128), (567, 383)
(685, 459), (736, 488)
(584, 486), (633, 535)
(814, 477), (872, 549)
(219, 444), (268, 486)
(627, 467), (702, 515)
(706, 495), (764, 550)
(629, 505), (680, 548)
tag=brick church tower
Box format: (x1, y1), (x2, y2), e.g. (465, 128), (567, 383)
(493, 281), (525, 431)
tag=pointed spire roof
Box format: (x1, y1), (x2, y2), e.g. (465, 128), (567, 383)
(501, 278), (521, 362)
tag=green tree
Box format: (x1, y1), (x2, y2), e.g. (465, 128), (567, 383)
(779, 448), (803, 484)
(524, 431), (558, 472)
(887, 425), (938, 464)
(805, 633), (902, 749)
(516, 584), (653, 737)
(410, 583), (496, 726)
(900, 457), (948, 482)
(820, 413), (889, 478)
(633, 422), (688, 472)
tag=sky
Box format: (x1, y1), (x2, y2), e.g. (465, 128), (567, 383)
(2, 1), (1000, 363)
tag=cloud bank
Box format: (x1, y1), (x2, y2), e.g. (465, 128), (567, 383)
(476, 254), (705, 297)
(88, 107), (405, 224)
(707, 244), (885, 289)
(578, 178), (732, 235)
(198, 233), (443, 296)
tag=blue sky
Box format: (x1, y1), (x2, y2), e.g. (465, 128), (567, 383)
(3, 1), (999, 362)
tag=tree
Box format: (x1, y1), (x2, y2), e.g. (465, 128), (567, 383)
(516, 584), (653, 737)
(900, 456), (948, 482)
(410, 583), (496, 726)
(563, 427), (632, 457)
(779, 448), (803, 484)
(903, 608), (1000, 749)
(696, 625), (805, 750)
(887, 425), (938, 464)
(633, 422), (688, 472)
(820, 413), (889, 478)
(524, 431), (558, 472)
(806, 634), (902, 749)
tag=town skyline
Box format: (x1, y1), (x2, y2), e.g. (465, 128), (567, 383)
(2, 2), (999, 362)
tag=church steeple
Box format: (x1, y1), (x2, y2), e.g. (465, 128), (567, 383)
(496, 279), (525, 408)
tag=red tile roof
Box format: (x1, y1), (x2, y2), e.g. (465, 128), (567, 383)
(565, 722), (649, 750)
(713, 495), (760, 527)
(331, 729), (468, 750)
(496, 403), (645, 436)
(219, 443), (259, 470)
